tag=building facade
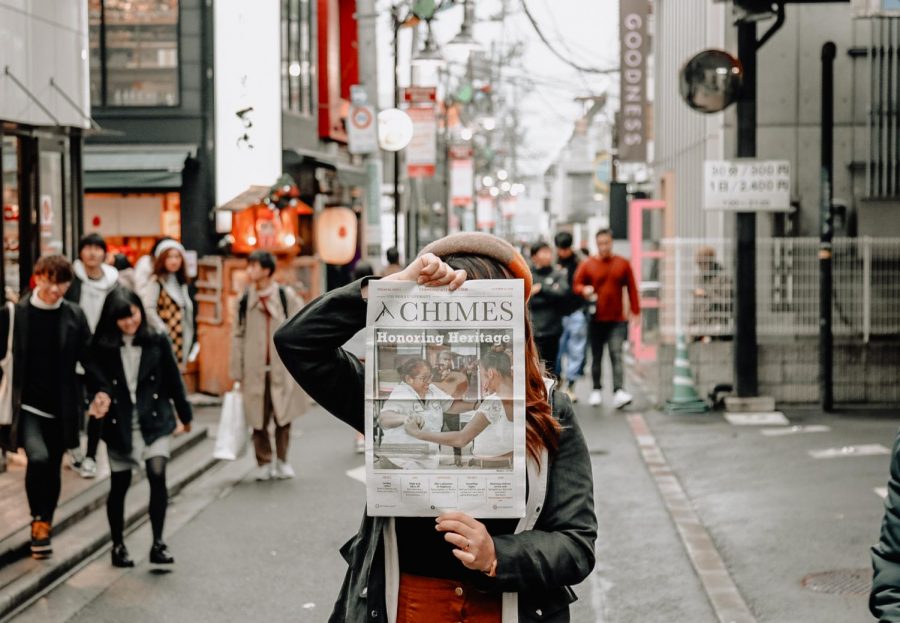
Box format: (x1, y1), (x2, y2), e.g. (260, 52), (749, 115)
(0, 1), (91, 297)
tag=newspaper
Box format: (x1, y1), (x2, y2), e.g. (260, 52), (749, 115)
(364, 279), (526, 518)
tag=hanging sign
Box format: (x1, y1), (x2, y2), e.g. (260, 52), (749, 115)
(618, 0), (649, 162)
(703, 160), (792, 211)
(348, 104), (378, 154)
(450, 145), (474, 207)
(403, 87), (437, 178)
(476, 192), (495, 230)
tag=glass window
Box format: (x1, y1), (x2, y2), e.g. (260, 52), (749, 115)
(281, 0), (313, 115)
(38, 152), (65, 257)
(90, 0), (180, 107)
(1, 137), (19, 298)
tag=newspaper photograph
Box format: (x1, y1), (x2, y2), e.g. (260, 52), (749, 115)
(364, 279), (526, 518)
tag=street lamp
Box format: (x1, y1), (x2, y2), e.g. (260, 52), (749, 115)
(411, 20), (445, 70)
(447, 0), (480, 52)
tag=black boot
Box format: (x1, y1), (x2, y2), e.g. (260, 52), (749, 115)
(149, 540), (174, 564)
(111, 543), (134, 568)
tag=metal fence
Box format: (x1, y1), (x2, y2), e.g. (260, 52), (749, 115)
(659, 237), (900, 341)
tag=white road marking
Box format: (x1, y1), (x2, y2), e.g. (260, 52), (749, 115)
(346, 465), (366, 483)
(876, 487), (888, 499)
(760, 425), (831, 437)
(725, 412), (790, 426)
(808, 444), (890, 459)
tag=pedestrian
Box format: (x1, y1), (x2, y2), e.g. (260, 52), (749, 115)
(0, 255), (110, 559)
(112, 253), (137, 292)
(554, 231), (588, 402)
(344, 261), (375, 454)
(528, 241), (569, 375)
(572, 228), (640, 409)
(139, 239), (195, 368)
(377, 358), (454, 469)
(133, 236), (173, 296)
(690, 246), (732, 341)
(274, 232), (596, 623)
(65, 233), (121, 479)
(403, 349), (515, 469)
(382, 246), (403, 276)
(229, 250), (304, 481)
(91, 288), (192, 567)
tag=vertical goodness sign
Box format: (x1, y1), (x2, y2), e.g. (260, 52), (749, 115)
(618, 0), (649, 162)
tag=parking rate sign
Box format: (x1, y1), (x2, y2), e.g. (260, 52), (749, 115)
(704, 160), (791, 211)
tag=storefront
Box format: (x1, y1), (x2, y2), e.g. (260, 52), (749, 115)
(0, 2), (91, 299)
(0, 130), (84, 299)
(82, 144), (198, 263)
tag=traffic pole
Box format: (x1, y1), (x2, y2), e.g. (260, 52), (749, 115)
(820, 42), (836, 412)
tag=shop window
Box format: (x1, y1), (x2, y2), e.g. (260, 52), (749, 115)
(1, 137), (19, 299)
(90, 0), (180, 107)
(38, 152), (65, 257)
(84, 192), (181, 264)
(282, 0), (314, 115)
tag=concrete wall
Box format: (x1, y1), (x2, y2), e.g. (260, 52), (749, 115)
(653, 2), (881, 239)
(0, 1), (90, 128)
(655, 340), (900, 405)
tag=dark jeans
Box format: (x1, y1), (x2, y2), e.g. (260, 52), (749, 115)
(534, 334), (562, 377)
(21, 411), (65, 522)
(252, 373), (291, 465)
(589, 321), (627, 392)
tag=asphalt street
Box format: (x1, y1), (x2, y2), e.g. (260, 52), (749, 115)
(11, 384), (900, 622)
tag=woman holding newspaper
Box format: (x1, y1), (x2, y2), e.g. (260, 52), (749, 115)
(274, 232), (595, 623)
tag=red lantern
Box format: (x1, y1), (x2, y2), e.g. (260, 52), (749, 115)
(316, 207), (357, 265)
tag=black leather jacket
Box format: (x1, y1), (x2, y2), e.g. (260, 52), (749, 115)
(274, 279), (597, 623)
(91, 331), (193, 452)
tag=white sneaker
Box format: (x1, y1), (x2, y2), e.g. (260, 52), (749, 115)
(78, 457), (97, 479)
(613, 389), (633, 410)
(274, 460), (295, 480)
(254, 463), (273, 481)
(589, 390), (603, 407)
(67, 447), (85, 470)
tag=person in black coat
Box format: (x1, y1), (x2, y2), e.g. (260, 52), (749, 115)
(274, 233), (596, 623)
(528, 241), (570, 376)
(90, 288), (193, 568)
(0, 255), (109, 559)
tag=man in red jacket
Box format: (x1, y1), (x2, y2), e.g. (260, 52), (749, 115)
(572, 229), (640, 409)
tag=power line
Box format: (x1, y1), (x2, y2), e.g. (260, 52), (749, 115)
(518, 0), (619, 75)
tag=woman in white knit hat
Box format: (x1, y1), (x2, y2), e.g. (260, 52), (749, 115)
(138, 239), (195, 368)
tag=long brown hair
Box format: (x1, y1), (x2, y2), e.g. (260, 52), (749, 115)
(152, 249), (188, 285)
(442, 254), (562, 463)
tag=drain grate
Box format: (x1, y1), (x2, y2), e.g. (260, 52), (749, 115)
(801, 569), (872, 595)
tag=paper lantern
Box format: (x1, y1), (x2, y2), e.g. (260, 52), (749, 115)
(316, 207), (357, 265)
(231, 204), (302, 255)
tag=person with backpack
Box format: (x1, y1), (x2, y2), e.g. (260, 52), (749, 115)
(65, 233), (121, 479)
(229, 251), (305, 481)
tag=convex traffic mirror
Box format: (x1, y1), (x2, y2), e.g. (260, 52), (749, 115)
(680, 49), (743, 114)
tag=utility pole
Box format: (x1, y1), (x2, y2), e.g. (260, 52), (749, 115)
(734, 19), (759, 398)
(820, 41), (836, 411)
(357, 0), (382, 267)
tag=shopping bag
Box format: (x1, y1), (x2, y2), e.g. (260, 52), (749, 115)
(213, 386), (249, 460)
(0, 302), (15, 426)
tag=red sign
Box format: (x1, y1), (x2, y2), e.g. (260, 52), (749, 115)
(402, 86), (437, 104)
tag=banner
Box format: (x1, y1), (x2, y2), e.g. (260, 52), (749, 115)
(476, 193), (495, 230)
(364, 280), (527, 518)
(618, 0), (649, 162)
(404, 87), (437, 178)
(450, 153), (474, 207)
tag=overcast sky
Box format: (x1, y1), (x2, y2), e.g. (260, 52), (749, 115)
(375, 0), (620, 177)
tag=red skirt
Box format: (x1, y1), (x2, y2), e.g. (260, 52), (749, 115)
(396, 572), (502, 623)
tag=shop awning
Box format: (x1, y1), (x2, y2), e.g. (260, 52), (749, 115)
(83, 144), (197, 190)
(217, 186), (272, 211)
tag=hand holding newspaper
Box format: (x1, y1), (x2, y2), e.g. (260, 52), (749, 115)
(364, 278), (526, 518)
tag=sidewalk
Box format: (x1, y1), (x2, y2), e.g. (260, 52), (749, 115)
(578, 366), (900, 623)
(0, 401), (223, 620)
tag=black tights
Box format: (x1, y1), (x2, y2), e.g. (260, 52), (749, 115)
(106, 456), (169, 546)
